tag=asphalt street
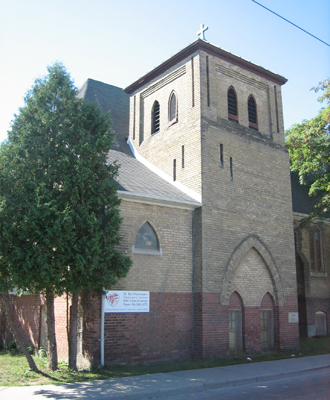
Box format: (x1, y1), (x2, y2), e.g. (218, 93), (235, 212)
(162, 369), (330, 400)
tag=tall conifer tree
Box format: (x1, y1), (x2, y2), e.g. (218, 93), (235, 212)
(0, 63), (131, 370)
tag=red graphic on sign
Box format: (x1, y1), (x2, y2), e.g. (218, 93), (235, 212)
(106, 292), (120, 307)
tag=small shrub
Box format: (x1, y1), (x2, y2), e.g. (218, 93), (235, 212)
(8, 340), (17, 351)
(38, 347), (47, 358)
(26, 345), (34, 355)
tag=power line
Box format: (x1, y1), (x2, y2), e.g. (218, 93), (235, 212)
(252, 0), (330, 48)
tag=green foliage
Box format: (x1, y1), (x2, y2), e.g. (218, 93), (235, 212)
(7, 340), (17, 352)
(38, 347), (47, 358)
(286, 79), (330, 221)
(0, 62), (131, 295)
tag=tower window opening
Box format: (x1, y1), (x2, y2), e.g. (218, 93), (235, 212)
(248, 95), (258, 129)
(152, 101), (160, 134)
(228, 87), (238, 122)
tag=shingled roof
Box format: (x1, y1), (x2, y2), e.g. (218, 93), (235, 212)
(77, 79), (131, 155)
(78, 78), (199, 206)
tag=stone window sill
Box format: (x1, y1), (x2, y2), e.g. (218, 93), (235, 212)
(132, 246), (162, 256)
(310, 271), (327, 278)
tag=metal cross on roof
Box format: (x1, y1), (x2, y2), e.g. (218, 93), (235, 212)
(197, 23), (208, 41)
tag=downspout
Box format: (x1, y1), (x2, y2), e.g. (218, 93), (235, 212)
(101, 291), (105, 366)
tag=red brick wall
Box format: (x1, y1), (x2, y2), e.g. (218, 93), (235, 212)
(276, 296), (300, 349)
(83, 292), (193, 365)
(194, 293), (299, 358)
(54, 296), (69, 359)
(0, 294), (71, 359)
(306, 297), (330, 335)
(194, 293), (229, 359)
(0, 294), (42, 350)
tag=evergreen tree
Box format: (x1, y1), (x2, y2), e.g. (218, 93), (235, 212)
(0, 63), (131, 370)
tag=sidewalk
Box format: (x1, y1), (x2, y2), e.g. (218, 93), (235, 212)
(1, 354), (330, 400)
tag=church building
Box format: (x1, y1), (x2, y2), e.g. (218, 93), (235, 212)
(1, 36), (329, 365)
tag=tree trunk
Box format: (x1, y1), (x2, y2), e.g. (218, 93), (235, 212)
(45, 289), (58, 370)
(4, 293), (39, 372)
(69, 291), (78, 370)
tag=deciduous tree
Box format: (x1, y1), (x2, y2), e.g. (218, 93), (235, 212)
(286, 79), (330, 222)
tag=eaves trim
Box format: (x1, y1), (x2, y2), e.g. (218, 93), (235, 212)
(124, 40), (287, 94)
(117, 190), (201, 210)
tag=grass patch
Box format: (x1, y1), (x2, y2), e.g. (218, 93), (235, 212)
(1, 336), (329, 387)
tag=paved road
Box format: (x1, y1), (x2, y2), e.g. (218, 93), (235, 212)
(163, 370), (330, 400)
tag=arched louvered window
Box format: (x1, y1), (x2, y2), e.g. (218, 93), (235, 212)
(168, 91), (178, 125)
(228, 87), (238, 122)
(135, 222), (159, 251)
(151, 101), (160, 135)
(248, 95), (258, 129)
(309, 226), (324, 272)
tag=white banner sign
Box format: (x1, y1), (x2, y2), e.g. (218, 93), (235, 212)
(104, 290), (149, 313)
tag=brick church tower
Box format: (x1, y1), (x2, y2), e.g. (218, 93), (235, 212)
(124, 39), (299, 356)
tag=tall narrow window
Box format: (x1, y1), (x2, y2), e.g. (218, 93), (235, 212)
(173, 159), (176, 181)
(229, 292), (243, 352)
(260, 293), (274, 350)
(228, 87), (238, 122)
(135, 222), (159, 251)
(309, 226), (324, 271)
(230, 157), (233, 180)
(168, 91), (178, 125)
(260, 310), (273, 349)
(229, 311), (242, 351)
(220, 143), (223, 168)
(248, 95), (258, 129)
(182, 145), (185, 168)
(151, 101), (160, 134)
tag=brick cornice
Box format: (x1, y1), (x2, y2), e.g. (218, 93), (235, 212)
(124, 40), (287, 94)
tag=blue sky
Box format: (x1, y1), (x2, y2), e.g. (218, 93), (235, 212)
(0, 0), (329, 143)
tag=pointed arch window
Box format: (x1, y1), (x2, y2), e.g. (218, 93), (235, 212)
(309, 226), (324, 272)
(229, 291), (243, 351)
(132, 222), (162, 255)
(260, 293), (274, 350)
(228, 87), (238, 122)
(248, 95), (258, 129)
(151, 101), (160, 135)
(168, 91), (178, 126)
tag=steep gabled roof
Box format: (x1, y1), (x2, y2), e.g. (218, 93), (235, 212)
(77, 79), (131, 155)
